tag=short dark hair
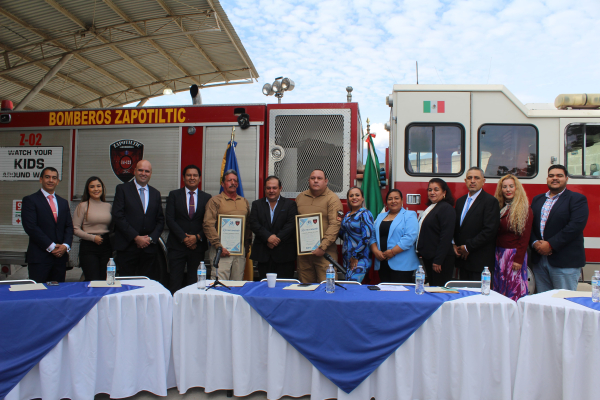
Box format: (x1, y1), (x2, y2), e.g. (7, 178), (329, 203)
(182, 164), (201, 177)
(548, 164), (568, 177)
(386, 188), (403, 201)
(265, 175), (282, 188)
(467, 166), (484, 176)
(427, 178), (455, 206)
(310, 169), (327, 179)
(40, 167), (59, 178)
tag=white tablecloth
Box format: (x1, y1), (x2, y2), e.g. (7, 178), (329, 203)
(6, 280), (176, 400)
(173, 285), (520, 400)
(513, 290), (600, 400)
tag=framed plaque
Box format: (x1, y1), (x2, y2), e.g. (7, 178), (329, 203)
(217, 215), (246, 256)
(295, 213), (323, 255)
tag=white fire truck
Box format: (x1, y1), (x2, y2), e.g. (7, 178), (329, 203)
(385, 84), (600, 284)
(0, 98), (364, 283)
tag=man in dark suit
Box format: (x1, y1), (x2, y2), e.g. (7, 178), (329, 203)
(530, 164), (588, 292)
(112, 159), (164, 280)
(165, 165), (212, 293)
(454, 166), (500, 281)
(21, 167), (74, 283)
(249, 176), (298, 279)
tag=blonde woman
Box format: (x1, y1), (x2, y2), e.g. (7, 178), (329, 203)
(494, 174), (533, 300)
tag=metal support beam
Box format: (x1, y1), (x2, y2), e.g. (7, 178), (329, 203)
(15, 54), (73, 110)
(103, 0), (201, 86)
(207, 0), (256, 80)
(154, 0), (227, 82)
(0, 41), (117, 103)
(3, 73), (79, 108)
(137, 98), (149, 107)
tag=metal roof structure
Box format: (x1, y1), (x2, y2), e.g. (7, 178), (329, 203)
(0, 0), (259, 110)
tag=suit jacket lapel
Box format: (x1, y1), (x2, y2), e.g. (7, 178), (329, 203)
(129, 181), (145, 212)
(388, 208), (405, 238)
(461, 192), (484, 226)
(271, 197), (285, 226)
(38, 190), (57, 224)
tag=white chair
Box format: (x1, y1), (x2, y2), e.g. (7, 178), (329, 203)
(319, 280), (361, 285)
(115, 276), (150, 281)
(260, 278), (300, 283)
(445, 280), (481, 289)
(0, 279), (36, 285)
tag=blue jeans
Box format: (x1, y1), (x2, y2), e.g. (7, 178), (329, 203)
(531, 256), (581, 292)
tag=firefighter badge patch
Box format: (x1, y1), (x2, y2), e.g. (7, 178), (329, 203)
(109, 140), (144, 182)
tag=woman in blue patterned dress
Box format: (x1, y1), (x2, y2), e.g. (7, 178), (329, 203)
(339, 187), (375, 282)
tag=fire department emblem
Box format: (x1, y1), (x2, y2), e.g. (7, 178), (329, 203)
(313, 219), (318, 224)
(235, 221), (240, 226)
(109, 140), (144, 182)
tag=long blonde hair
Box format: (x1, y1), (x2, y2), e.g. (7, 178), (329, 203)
(494, 174), (529, 235)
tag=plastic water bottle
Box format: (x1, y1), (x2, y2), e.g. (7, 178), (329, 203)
(415, 265), (425, 295)
(106, 258), (116, 285)
(592, 270), (600, 303)
(197, 261), (206, 289)
(326, 264), (335, 294)
(481, 266), (491, 296)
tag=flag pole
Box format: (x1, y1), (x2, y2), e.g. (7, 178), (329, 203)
(231, 126), (235, 143)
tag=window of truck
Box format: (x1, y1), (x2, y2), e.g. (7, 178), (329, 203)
(405, 123), (464, 176)
(565, 123), (600, 177)
(478, 124), (538, 178)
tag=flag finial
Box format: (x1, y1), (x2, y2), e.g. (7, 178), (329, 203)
(231, 126), (235, 143)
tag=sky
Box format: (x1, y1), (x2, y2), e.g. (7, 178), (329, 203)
(147, 0), (600, 160)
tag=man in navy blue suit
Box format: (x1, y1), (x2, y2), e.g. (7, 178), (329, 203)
(530, 165), (588, 292)
(21, 167), (74, 283)
(112, 160), (164, 280)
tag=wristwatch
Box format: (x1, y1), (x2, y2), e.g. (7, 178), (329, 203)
(149, 237), (154, 244)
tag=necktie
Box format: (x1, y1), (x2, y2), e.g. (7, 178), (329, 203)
(139, 188), (146, 213)
(47, 194), (58, 222)
(189, 191), (195, 218)
(460, 196), (473, 226)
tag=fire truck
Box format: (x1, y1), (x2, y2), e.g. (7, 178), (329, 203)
(0, 97), (364, 283)
(385, 84), (600, 285)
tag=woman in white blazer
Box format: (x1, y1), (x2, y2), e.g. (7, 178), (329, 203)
(370, 189), (420, 283)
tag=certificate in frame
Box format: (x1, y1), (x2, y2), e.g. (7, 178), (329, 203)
(295, 213), (323, 255)
(217, 215), (246, 256)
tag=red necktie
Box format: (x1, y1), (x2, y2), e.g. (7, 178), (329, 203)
(47, 194), (58, 222)
(189, 191), (195, 218)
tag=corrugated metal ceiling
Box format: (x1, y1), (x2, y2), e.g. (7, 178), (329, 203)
(0, 0), (259, 110)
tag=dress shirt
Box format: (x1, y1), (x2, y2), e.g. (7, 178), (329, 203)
(41, 188), (70, 253)
(266, 196), (280, 223)
(134, 180), (149, 213)
(540, 188), (565, 239)
(186, 188), (197, 213)
(457, 188), (483, 252)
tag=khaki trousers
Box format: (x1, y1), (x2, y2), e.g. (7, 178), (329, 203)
(209, 246), (245, 280)
(296, 245), (338, 284)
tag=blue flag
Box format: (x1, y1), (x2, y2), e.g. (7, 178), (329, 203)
(219, 140), (244, 197)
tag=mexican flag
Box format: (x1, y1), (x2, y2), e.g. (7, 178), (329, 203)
(363, 134), (384, 217)
(423, 100), (445, 113)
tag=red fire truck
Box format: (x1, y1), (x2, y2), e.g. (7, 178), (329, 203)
(386, 84), (600, 285)
(0, 99), (364, 282)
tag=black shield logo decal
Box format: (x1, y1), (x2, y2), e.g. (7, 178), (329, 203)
(110, 140), (144, 182)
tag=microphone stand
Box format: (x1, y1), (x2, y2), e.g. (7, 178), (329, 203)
(205, 247), (230, 291)
(323, 253), (348, 290)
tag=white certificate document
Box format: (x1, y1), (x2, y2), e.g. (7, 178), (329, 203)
(297, 213), (322, 254)
(219, 215), (245, 255)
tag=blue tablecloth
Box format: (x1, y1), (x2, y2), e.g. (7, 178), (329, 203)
(218, 282), (476, 393)
(566, 297), (600, 311)
(0, 282), (140, 399)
